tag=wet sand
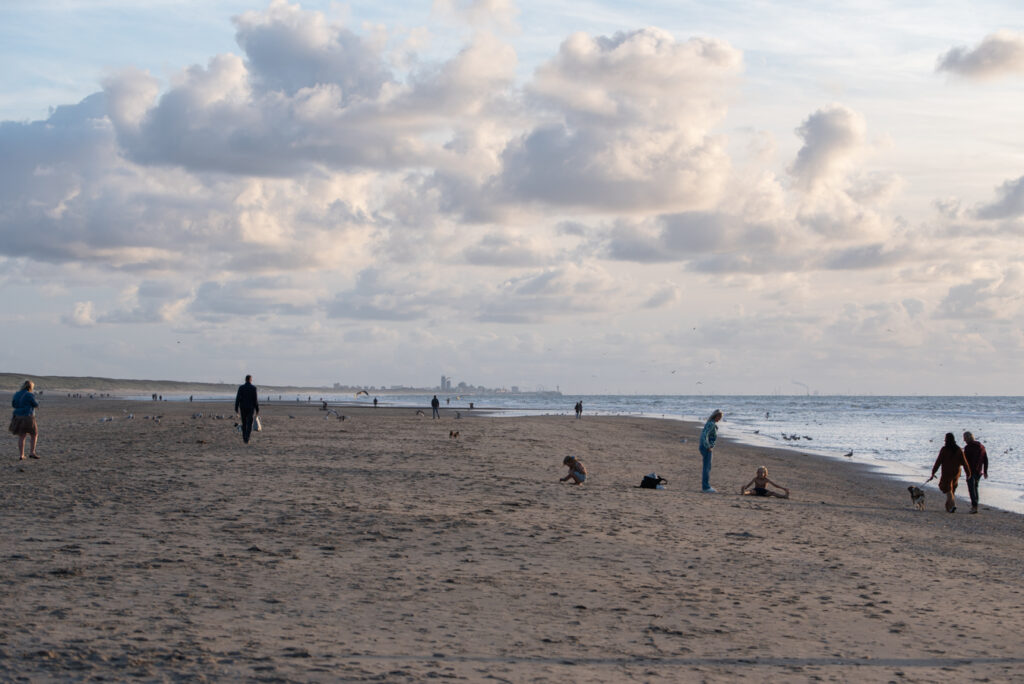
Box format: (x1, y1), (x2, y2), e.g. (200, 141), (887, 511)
(2, 397), (1023, 682)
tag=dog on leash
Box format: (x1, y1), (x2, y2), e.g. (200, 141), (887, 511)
(449, 430), (460, 439)
(907, 485), (925, 510)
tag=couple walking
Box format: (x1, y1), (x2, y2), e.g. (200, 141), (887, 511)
(928, 431), (988, 513)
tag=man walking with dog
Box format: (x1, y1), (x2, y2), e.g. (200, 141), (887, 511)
(963, 431), (988, 514)
(235, 374), (260, 444)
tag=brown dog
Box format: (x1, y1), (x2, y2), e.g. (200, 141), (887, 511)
(449, 430), (460, 439)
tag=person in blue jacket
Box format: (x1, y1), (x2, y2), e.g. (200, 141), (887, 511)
(699, 409), (723, 492)
(10, 379), (40, 460)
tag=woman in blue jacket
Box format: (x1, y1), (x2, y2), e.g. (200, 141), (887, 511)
(10, 379), (40, 460)
(699, 409), (723, 492)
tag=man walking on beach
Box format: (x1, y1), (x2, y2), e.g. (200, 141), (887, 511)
(699, 409), (723, 493)
(963, 431), (988, 514)
(235, 375), (260, 444)
(431, 395), (440, 419)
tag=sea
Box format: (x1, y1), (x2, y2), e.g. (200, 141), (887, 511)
(128, 392), (1024, 515)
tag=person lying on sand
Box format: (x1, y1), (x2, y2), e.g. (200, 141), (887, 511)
(560, 456), (587, 485)
(740, 466), (789, 498)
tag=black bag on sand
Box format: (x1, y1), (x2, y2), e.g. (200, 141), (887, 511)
(639, 474), (666, 489)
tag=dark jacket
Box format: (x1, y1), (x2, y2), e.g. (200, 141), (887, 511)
(235, 382), (259, 415)
(964, 440), (988, 478)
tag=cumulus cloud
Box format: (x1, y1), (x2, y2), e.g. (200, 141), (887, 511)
(937, 31), (1024, 80)
(975, 175), (1024, 219)
(234, 0), (393, 99)
(102, 2), (516, 177)
(789, 105), (866, 192)
(493, 28), (740, 213)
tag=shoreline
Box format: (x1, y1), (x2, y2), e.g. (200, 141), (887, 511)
(3, 398), (1024, 681)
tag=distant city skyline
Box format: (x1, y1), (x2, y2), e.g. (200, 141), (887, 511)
(3, 1), (1024, 394)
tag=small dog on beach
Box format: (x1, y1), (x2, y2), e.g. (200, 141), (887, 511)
(449, 430), (460, 439)
(907, 485), (925, 510)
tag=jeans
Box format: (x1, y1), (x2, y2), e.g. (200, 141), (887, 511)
(432, 407), (440, 419)
(240, 411), (255, 443)
(966, 473), (981, 508)
(700, 446), (713, 490)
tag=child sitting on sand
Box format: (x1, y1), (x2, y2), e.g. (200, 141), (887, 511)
(560, 456), (587, 485)
(740, 466), (789, 498)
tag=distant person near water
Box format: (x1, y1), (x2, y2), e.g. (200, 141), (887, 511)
(431, 395), (440, 419)
(927, 432), (971, 513)
(699, 409), (723, 493)
(574, 401), (582, 419)
(963, 431), (988, 514)
(234, 375), (260, 444)
(560, 456), (587, 485)
(373, 397), (378, 408)
(10, 380), (40, 460)
(741, 466), (789, 498)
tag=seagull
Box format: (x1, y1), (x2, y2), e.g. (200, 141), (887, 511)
(355, 390), (369, 397)
(843, 451), (853, 458)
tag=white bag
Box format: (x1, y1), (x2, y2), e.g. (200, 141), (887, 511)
(254, 416), (262, 432)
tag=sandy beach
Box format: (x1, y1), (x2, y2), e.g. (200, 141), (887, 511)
(2, 397), (1024, 682)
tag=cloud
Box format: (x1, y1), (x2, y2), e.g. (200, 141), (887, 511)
(642, 282), (681, 308)
(433, 0), (520, 32)
(190, 278), (316, 319)
(492, 28), (740, 213)
(937, 31), (1024, 80)
(935, 267), (1024, 320)
(789, 104), (866, 192)
(474, 263), (616, 323)
(975, 175), (1024, 219)
(100, 3), (516, 178)
(234, 0), (393, 99)
(461, 231), (549, 266)
(324, 268), (434, 321)
(63, 301), (97, 327)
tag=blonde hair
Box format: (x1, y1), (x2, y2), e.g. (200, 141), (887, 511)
(20, 380), (34, 391)
(756, 465), (767, 476)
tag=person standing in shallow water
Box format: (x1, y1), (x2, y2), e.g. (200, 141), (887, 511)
(234, 375), (260, 444)
(962, 431), (988, 514)
(928, 432), (971, 513)
(699, 409), (723, 493)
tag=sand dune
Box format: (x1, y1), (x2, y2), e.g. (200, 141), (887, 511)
(2, 397), (1023, 681)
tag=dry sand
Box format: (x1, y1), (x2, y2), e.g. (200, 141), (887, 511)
(2, 397), (1024, 682)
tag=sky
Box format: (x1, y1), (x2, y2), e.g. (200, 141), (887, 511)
(2, 0), (1024, 395)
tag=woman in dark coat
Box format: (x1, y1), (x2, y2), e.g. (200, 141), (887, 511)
(928, 432), (971, 513)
